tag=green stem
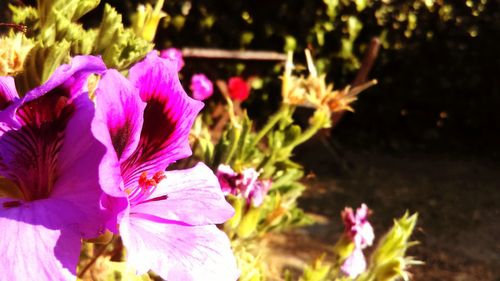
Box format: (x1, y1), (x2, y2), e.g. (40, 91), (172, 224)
(250, 104), (291, 149)
(223, 126), (241, 165)
(77, 237), (115, 278)
(283, 112), (327, 150)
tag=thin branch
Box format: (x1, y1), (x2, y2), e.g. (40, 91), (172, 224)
(182, 48), (287, 61)
(78, 237), (115, 279)
(0, 23), (27, 33)
(352, 37), (381, 87)
(329, 37), (381, 128)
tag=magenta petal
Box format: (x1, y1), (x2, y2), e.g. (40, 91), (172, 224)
(23, 55), (106, 103)
(50, 94), (111, 237)
(123, 52), (203, 183)
(0, 199), (82, 280)
(341, 247), (367, 278)
(121, 216), (238, 280)
(96, 69), (146, 163)
(159, 48), (184, 71)
(0, 77), (19, 110)
(0, 56), (110, 238)
(130, 163), (234, 225)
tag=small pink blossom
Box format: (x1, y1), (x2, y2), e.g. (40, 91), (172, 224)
(340, 247), (367, 278)
(248, 179), (272, 207)
(159, 48), (184, 71)
(340, 204), (374, 278)
(216, 164), (271, 207)
(190, 74), (214, 101)
(342, 203), (374, 249)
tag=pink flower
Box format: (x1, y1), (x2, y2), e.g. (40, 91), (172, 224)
(95, 52), (238, 280)
(190, 73), (213, 101)
(0, 56), (108, 280)
(248, 179), (272, 207)
(227, 77), (250, 101)
(340, 248), (367, 278)
(159, 48), (184, 71)
(340, 204), (374, 278)
(216, 164), (271, 207)
(342, 203), (374, 248)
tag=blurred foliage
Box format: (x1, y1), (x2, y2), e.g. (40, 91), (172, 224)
(4, 0), (496, 153)
(3, 0), (152, 94)
(146, 0), (496, 156)
(296, 212), (419, 281)
(149, 0), (491, 75)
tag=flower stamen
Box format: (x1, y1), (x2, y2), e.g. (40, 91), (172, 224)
(127, 171), (166, 206)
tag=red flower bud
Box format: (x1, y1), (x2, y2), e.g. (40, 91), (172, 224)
(228, 77), (250, 101)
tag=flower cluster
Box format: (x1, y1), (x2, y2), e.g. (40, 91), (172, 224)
(340, 204), (375, 278)
(216, 164), (271, 207)
(0, 33), (33, 76)
(0, 51), (238, 280)
(190, 73), (214, 101)
(282, 51), (376, 115)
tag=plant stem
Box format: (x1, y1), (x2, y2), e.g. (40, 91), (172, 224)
(77, 237), (115, 278)
(250, 104), (291, 149)
(284, 112), (327, 150)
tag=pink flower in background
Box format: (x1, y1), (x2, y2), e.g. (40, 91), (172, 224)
(0, 56), (108, 280)
(216, 164), (239, 196)
(159, 47), (185, 71)
(216, 164), (271, 207)
(95, 52), (238, 280)
(342, 203), (374, 248)
(340, 248), (367, 278)
(190, 73), (214, 101)
(227, 77), (250, 101)
(248, 179), (272, 207)
(340, 203), (374, 278)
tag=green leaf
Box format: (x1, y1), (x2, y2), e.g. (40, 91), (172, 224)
(94, 5), (152, 70)
(14, 41), (70, 96)
(9, 5), (39, 27)
(37, 0), (98, 27)
(94, 4), (123, 54)
(72, 0), (100, 21)
(237, 206), (262, 239)
(300, 255), (332, 281)
(359, 212), (420, 281)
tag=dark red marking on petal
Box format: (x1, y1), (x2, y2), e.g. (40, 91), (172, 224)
(2, 200), (21, 208)
(0, 86), (75, 201)
(136, 194), (168, 205)
(120, 98), (176, 181)
(0, 97), (13, 111)
(109, 121), (132, 160)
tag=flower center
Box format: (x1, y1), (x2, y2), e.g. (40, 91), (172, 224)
(126, 171), (167, 206)
(0, 177), (25, 208)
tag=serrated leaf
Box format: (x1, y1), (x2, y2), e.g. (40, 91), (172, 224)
(94, 4), (152, 70)
(94, 4), (123, 53)
(9, 5), (39, 27)
(14, 41), (70, 95)
(72, 0), (100, 21)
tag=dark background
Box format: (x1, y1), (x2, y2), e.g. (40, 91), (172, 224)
(2, 0), (500, 159)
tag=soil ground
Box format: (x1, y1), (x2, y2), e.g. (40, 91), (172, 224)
(264, 137), (500, 281)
